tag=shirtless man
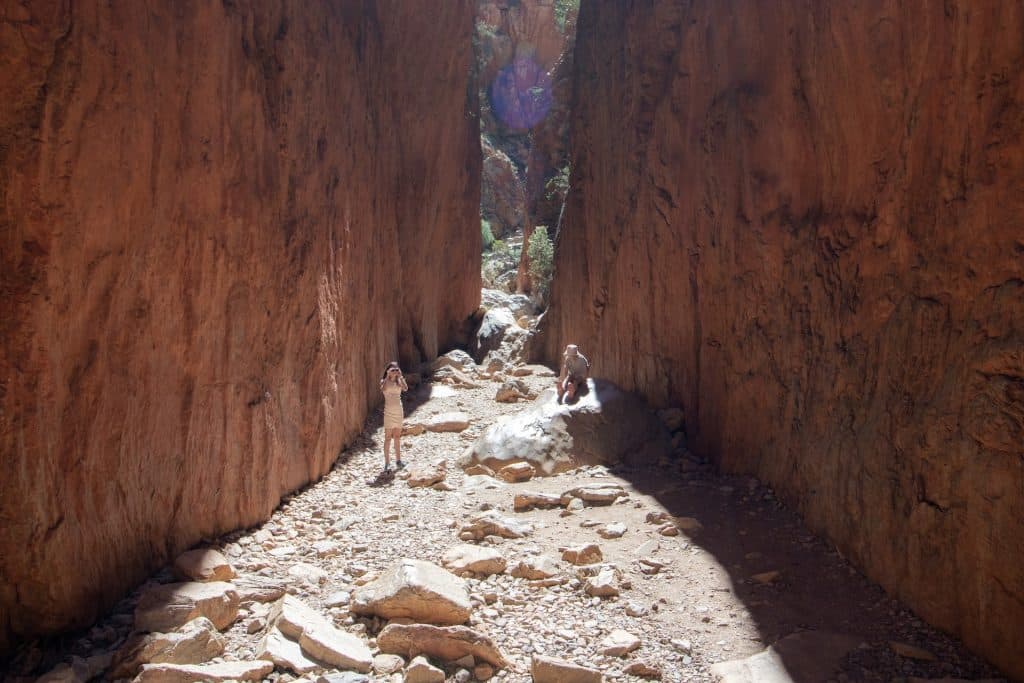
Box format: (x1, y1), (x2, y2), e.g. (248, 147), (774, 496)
(556, 344), (590, 403)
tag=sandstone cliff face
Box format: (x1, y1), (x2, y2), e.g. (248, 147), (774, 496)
(481, 138), (525, 238)
(0, 0), (479, 651)
(543, 0), (1024, 676)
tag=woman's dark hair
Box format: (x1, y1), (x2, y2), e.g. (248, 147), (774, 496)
(381, 361), (401, 381)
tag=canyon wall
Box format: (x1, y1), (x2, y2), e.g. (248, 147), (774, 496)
(542, 0), (1023, 676)
(0, 0), (479, 651)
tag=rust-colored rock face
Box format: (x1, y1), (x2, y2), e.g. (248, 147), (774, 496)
(543, 0), (1024, 676)
(481, 138), (525, 238)
(0, 0), (479, 651)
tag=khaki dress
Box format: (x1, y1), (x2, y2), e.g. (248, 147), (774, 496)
(382, 380), (404, 430)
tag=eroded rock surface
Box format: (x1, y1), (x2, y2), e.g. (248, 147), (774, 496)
(0, 0), (480, 651)
(350, 559), (472, 626)
(376, 623), (509, 669)
(109, 617), (226, 678)
(541, 1), (1024, 675)
(134, 582), (239, 633)
(135, 660), (273, 683)
(462, 380), (670, 475)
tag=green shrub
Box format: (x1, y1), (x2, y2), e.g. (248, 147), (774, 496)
(527, 226), (555, 301)
(481, 219), (495, 252)
(545, 164), (571, 202)
(492, 238), (506, 259)
(554, 0), (579, 33)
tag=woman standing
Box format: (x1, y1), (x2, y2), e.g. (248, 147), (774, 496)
(380, 361), (408, 472)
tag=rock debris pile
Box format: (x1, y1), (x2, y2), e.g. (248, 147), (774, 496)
(18, 347), (1007, 683)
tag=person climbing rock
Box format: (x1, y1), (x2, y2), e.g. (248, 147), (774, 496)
(556, 344), (590, 403)
(380, 361), (408, 473)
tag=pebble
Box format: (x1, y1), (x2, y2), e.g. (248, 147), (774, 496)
(597, 522), (627, 539)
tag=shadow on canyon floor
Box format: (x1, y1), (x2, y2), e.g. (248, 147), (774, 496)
(610, 462), (1009, 682)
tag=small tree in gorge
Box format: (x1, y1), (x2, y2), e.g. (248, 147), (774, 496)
(481, 219), (495, 252)
(527, 225), (555, 304)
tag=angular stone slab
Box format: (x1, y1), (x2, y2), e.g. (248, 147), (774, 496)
(513, 492), (564, 511)
(173, 549), (236, 582)
(459, 511), (533, 540)
(497, 461), (535, 482)
(407, 459), (448, 488)
(404, 655), (445, 683)
(531, 655), (603, 683)
(441, 545), (507, 577)
(266, 595), (372, 672)
(599, 629), (641, 657)
(425, 412), (471, 432)
(427, 349), (475, 373)
(299, 624), (373, 673)
(267, 594), (327, 640)
(560, 484), (628, 505)
(350, 559), (472, 625)
(709, 631), (861, 683)
(597, 522), (627, 539)
(376, 623), (509, 668)
(561, 543), (603, 565)
(233, 575), (287, 603)
(258, 627), (323, 674)
(317, 673), (371, 683)
(134, 660), (273, 682)
(509, 556), (560, 580)
(109, 616), (225, 677)
(135, 582), (239, 632)
(584, 567), (619, 597)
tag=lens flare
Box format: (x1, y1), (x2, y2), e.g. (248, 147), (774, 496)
(489, 56), (552, 130)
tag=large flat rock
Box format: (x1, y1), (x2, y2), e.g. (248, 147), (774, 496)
(266, 595), (372, 673)
(376, 623), (509, 668)
(424, 412), (471, 433)
(134, 660), (273, 682)
(460, 380), (669, 475)
(109, 617), (225, 678)
(530, 655), (603, 683)
(459, 511), (534, 541)
(441, 545), (507, 577)
(134, 582), (239, 632)
(350, 559), (472, 625)
(257, 627), (323, 674)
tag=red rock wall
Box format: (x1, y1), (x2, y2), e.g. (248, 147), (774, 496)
(542, 0), (1024, 676)
(0, 0), (479, 650)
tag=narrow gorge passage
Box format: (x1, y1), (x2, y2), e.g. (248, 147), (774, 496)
(4, 352), (1008, 683)
(3, 0), (1021, 682)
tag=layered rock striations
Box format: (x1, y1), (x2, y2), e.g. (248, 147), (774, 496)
(542, 0), (1024, 676)
(0, 0), (479, 651)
